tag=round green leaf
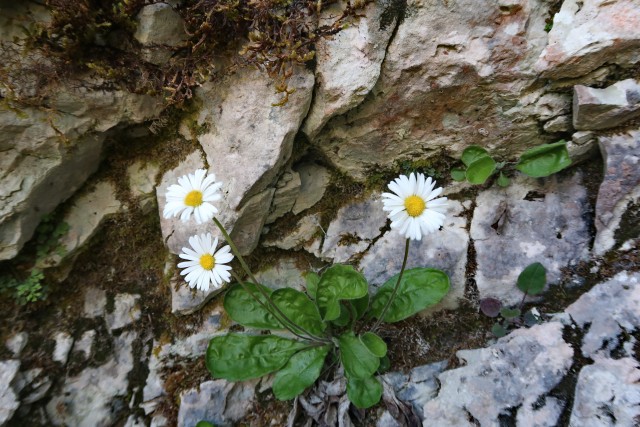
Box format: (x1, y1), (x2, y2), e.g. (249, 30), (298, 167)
(371, 268), (450, 323)
(224, 283), (282, 330)
(497, 171), (510, 187)
(500, 307), (521, 319)
(515, 141), (571, 178)
(517, 262), (546, 295)
(316, 265), (368, 321)
(451, 168), (467, 182)
(196, 422), (216, 427)
(378, 355), (391, 374)
(206, 334), (307, 381)
(465, 155), (496, 184)
(492, 323), (507, 338)
(272, 288), (326, 336)
(360, 332), (387, 358)
(338, 332), (380, 379)
(273, 345), (330, 400)
(303, 271), (320, 300)
(461, 145), (490, 167)
(347, 376), (383, 409)
(351, 294), (369, 320)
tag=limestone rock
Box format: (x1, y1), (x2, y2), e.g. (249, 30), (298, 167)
(265, 170), (301, 224)
(262, 214), (321, 250)
(128, 161), (160, 212)
(573, 79), (640, 130)
(320, 194), (387, 263)
(134, 3), (187, 65)
(470, 173), (591, 305)
(196, 67), (313, 212)
(291, 163), (331, 215)
(569, 357), (640, 426)
(106, 294), (141, 330)
(253, 258), (307, 292)
(543, 115), (572, 133)
(5, 332), (28, 357)
(0, 360), (20, 425)
(567, 130), (598, 163)
(170, 273), (223, 316)
(74, 330), (96, 361)
(302, 0), (395, 138)
(536, 0), (640, 79)
(593, 130), (640, 254)
(46, 331), (136, 426)
(422, 322), (572, 426)
(53, 332), (74, 364)
(39, 181), (123, 267)
(84, 287), (107, 318)
(360, 200), (469, 311)
(228, 188), (275, 255)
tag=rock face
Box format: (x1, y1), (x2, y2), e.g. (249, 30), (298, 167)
(593, 129), (640, 254)
(0, 360), (20, 424)
(536, 0), (640, 78)
(470, 173), (591, 305)
(573, 79), (640, 130)
(134, 3), (187, 65)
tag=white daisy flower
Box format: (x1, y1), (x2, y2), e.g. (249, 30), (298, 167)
(163, 169), (222, 224)
(381, 173), (448, 240)
(178, 233), (234, 292)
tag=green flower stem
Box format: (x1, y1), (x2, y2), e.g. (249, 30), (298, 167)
(214, 217), (330, 344)
(372, 238), (410, 331)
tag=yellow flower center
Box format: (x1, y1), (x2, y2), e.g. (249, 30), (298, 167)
(184, 190), (203, 207)
(404, 195), (426, 217)
(199, 254), (215, 270)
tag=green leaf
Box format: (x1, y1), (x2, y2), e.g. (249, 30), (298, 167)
(206, 334), (307, 381)
(500, 307), (521, 319)
(360, 332), (387, 358)
(303, 271), (320, 299)
(497, 171), (510, 187)
(273, 345), (330, 400)
(196, 422), (216, 427)
(272, 288), (326, 336)
(346, 376), (383, 409)
(351, 294), (369, 320)
(331, 304), (351, 327)
(339, 332), (380, 379)
(451, 168), (467, 182)
(371, 268), (449, 323)
(515, 141), (571, 178)
(492, 323), (507, 338)
(517, 262), (547, 295)
(466, 155), (496, 185)
(378, 355), (391, 374)
(461, 145), (490, 167)
(224, 283), (282, 330)
(316, 265), (368, 321)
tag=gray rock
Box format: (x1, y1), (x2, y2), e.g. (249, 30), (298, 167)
(569, 357), (640, 427)
(127, 161), (160, 212)
(292, 163), (331, 215)
(253, 258), (307, 292)
(573, 79), (640, 130)
(593, 129), (640, 254)
(565, 271), (640, 359)
(0, 360), (20, 425)
(134, 3), (187, 65)
(74, 330), (96, 360)
(360, 200), (469, 311)
(567, 130), (599, 163)
(228, 188), (275, 256)
(265, 170), (301, 224)
(177, 379), (258, 427)
(536, 0), (640, 79)
(422, 322), (572, 426)
(262, 214), (321, 250)
(5, 332), (28, 357)
(320, 194), (387, 263)
(383, 361), (448, 419)
(47, 331), (136, 426)
(470, 173), (591, 305)
(543, 115), (572, 133)
(302, 0), (395, 139)
(170, 270), (223, 316)
(38, 180), (123, 267)
(106, 294), (141, 330)
(17, 368), (52, 405)
(533, 93), (571, 122)
(53, 331), (74, 364)
(84, 287), (107, 318)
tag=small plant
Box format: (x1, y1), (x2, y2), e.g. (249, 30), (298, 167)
(164, 170), (452, 410)
(451, 140), (571, 186)
(480, 262), (547, 337)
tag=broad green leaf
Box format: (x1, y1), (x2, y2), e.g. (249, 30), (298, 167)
(451, 168), (467, 182)
(303, 271), (320, 299)
(316, 265), (368, 321)
(273, 345), (330, 400)
(206, 334), (307, 381)
(378, 355), (391, 374)
(517, 262), (546, 295)
(466, 155), (496, 184)
(515, 141), (571, 178)
(371, 268), (449, 323)
(351, 294), (369, 320)
(339, 332), (380, 379)
(272, 288), (326, 336)
(461, 145), (490, 167)
(492, 323), (507, 338)
(346, 376), (383, 409)
(500, 307), (521, 319)
(331, 304), (350, 327)
(360, 332), (387, 358)
(196, 422), (215, 427)
(497, 171), (510, 187)
(224, 283), (282, 329)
